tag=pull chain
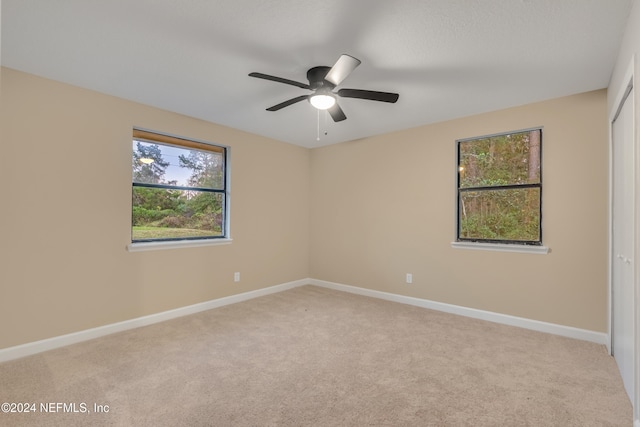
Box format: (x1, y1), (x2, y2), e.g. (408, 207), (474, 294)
(316, 109), (329, 140)
(324, 109), (328, 136)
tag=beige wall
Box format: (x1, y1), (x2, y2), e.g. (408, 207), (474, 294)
(0, 67), (310, 349)
(310, 90), (609, 332)
(0, 65), (612, 350)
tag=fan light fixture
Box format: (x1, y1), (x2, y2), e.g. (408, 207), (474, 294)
(309, 94), (336, 110)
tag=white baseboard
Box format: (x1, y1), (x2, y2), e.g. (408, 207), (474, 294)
(1, 277), (609, 363)
(309, 279), (608, 346)
(0, 278), (308, 363)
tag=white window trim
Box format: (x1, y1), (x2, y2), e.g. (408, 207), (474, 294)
(451, 241), (549, 254)
(127, 238), (232, 252)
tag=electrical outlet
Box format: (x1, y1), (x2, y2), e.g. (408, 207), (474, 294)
(406, 273), (413, 284)
(234, 272), (240, 282)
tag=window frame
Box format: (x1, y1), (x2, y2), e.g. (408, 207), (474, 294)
(129, 128), (230, 248)
(455, 127), (543, 247)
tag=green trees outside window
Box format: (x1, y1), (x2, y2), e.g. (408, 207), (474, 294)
(457, 129), (542, 244)
(131, 130), (227, 242)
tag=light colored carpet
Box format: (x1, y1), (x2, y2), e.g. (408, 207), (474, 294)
(0, 285), (632, 426)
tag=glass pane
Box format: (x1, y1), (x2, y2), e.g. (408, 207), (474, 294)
(132, 187), (224, 241)
(459, 187), (540, 242)
(459, 129), (541, 188)
(132, 140), (224, 189)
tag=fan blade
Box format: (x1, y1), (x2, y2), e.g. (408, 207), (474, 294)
(337, 88), (399, 103)
(266, 95), (309, 111)
(325, 54), (361, 86)
(327, 103), (347, 122)
(249, 72), (310, 89)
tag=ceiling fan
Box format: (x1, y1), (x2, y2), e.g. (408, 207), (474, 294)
(249, 54), (399, 122)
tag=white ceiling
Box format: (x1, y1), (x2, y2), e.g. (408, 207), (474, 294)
(1, 0), (633, 148)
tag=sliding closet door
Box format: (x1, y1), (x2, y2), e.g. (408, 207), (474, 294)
(612, 85), (635, 404)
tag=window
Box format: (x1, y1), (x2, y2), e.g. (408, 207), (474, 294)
(456, 128), (542, 245)
(131, 129), (228, 243)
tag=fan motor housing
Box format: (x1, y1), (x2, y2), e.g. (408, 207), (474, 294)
(307, 66), (335, 90)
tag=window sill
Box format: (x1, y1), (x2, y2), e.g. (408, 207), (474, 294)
(450, 241), (549, 254)
(127, 238), (232, 252)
